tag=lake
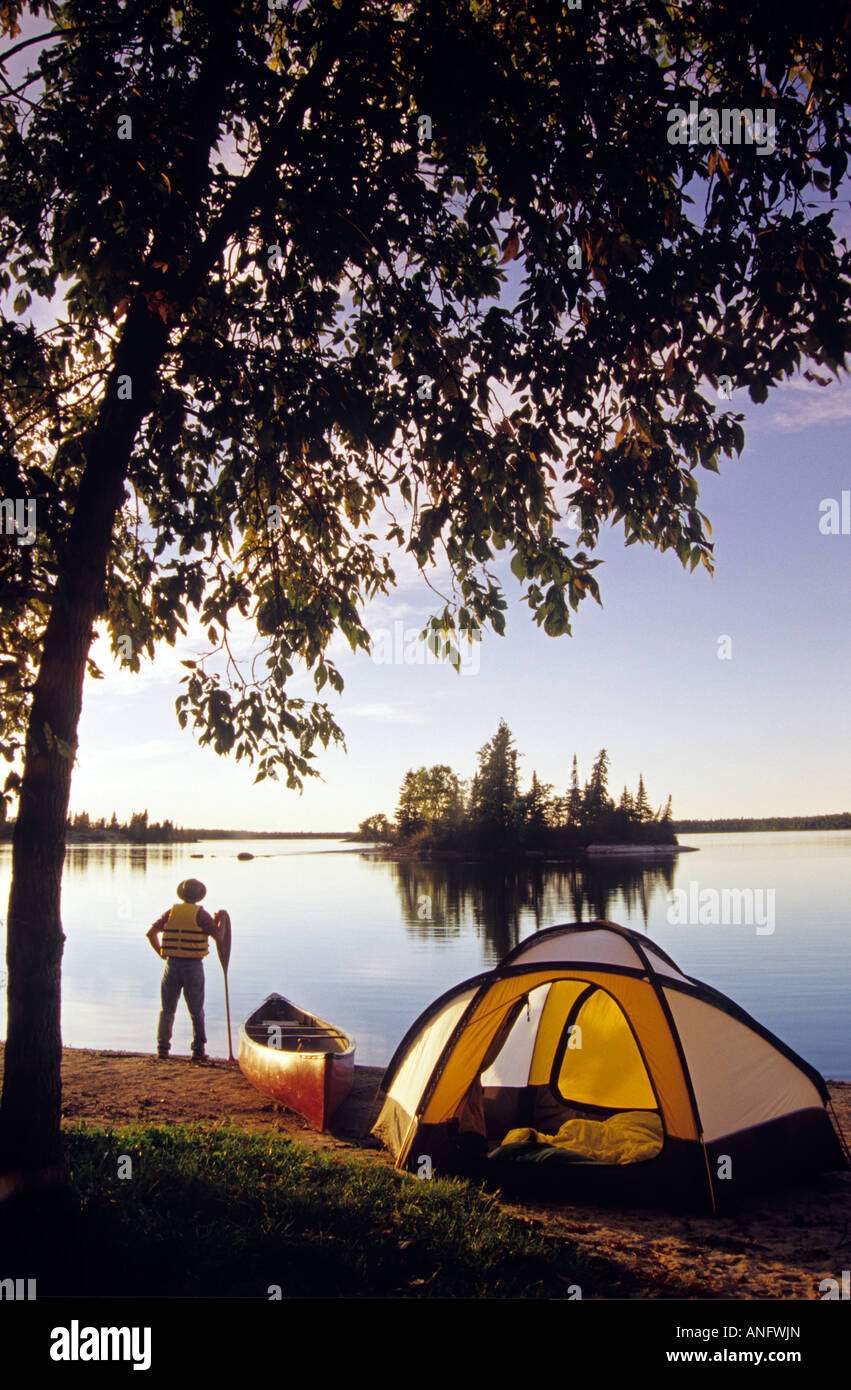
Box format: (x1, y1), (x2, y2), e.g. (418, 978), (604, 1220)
(0, 831), (849, 1079)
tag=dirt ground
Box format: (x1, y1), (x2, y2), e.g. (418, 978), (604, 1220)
(3, 1044), (849, 1300)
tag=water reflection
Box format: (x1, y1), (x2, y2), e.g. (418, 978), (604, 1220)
(1, 834), (848, 1076)
(379, 855), (678, 963)
(63, 844), (182, 876)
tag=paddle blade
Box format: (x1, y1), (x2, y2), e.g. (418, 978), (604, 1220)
(215, 909), (231, 971)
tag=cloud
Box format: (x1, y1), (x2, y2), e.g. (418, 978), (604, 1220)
(760, 377), (851, 431)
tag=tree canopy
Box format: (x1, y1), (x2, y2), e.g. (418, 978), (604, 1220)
(395, 764), (465, 836)
(3, 0), (850, 791)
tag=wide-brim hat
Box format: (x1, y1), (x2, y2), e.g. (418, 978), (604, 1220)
(177, 878), (207, 903)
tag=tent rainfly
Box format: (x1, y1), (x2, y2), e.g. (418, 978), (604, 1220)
(371, 921), (848, 1210)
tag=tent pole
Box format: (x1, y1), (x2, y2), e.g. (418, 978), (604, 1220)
(700, 1135), (718, 1216)
(828, 1098), (851, 1165)
(396, 1113), (419, 1171)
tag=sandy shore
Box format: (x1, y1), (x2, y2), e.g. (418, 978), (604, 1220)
(2, 1044), (848, 1300)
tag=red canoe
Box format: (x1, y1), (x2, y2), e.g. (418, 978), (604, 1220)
(238, 993), (355, 1131)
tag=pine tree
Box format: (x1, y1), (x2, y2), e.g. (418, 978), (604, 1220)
(395, 771), (422, 836)
(128, 809), (149, 843)
(583, 749), (612, 827)
(523, 771), (555, 837)
(634, 775), (650, 823)
(566, 755), (582, 826)
(468, 720), (521, 844)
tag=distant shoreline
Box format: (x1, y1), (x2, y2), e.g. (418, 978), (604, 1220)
(1, 817), (848, 846)
(355, 841), (700, 864)
(673, 815), (851, 833)
(0, 829), (354, 845)
(585, 843), (699, 856)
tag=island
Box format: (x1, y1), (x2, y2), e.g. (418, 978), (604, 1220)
(355, 720), (690, 860)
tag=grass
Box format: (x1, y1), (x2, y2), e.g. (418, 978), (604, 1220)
(1, 1122), (603, 1299)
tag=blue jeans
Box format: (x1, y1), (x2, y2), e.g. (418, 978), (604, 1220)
(157, 958), (206, 1055)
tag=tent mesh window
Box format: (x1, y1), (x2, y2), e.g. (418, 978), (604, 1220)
(478, 980), (661, 1153)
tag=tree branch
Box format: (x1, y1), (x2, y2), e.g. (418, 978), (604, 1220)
(174, 0), (366, 309)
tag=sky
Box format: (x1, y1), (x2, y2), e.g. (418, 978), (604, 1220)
(68, 365), (850, 830)
(4, 10), (850, 831)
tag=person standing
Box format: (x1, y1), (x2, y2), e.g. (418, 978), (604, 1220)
(146, 878), (222, 1064)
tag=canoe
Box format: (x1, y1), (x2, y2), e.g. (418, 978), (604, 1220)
(238, 993), (355, 1130)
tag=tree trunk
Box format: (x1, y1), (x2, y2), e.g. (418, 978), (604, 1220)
(0, 304), (171, 1187)
(0, 0), (360, 1192)
(0, 0), (260, 1190)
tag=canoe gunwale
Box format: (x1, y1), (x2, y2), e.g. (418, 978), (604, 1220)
(236, 989), (355, 1061)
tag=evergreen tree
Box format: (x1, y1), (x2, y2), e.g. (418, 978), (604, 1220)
(523, 771), (555, 838)
(583, 749), (612, 826)
(634, 775), (651, 823)
(566, 756), (582, 826)
(127, 810), (149, 843)
(395, 771), (423, 837)
(468, 720), (521, 845)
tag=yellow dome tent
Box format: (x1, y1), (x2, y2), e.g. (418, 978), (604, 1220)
(371, 921), (848, 1210)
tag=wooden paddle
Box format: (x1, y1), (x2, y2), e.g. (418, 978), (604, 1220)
(214, 909), (234, 1061)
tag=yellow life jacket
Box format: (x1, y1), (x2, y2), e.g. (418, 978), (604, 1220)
(160, 901), (209, 960)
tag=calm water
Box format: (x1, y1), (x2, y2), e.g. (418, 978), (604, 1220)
(0, 832), (849, 1078)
